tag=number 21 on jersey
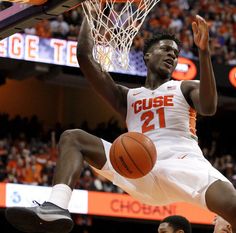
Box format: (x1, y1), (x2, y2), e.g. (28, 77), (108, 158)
(131, 95), (174, 133)
(141, 108), (166, 133)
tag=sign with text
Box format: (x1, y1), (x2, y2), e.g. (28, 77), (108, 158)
(0, 34), (78, 67)
(1, 34), (236, 93)
(0, 33), (197, 79)
(5, 183), (88, 214)
(0, 183), (215, 224)
(88, 191), (215, 224)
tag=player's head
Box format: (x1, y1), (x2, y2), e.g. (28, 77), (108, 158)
(143, 32), (181, 79)
(213, 216), (232, 233)
(158, 215), (192, 233)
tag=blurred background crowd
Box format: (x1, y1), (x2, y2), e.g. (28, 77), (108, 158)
(0, 0), (236, 233)
(0, 112), (235, 192)
(1, 0), (236, 65)
(0, 0), (236, 191)
(0, 0), (236, 192)
(0, 1), (235, 233)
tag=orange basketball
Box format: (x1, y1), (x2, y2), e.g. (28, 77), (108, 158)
(109, 132), (157, 179)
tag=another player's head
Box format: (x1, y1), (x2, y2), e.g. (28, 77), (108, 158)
(143, 32), (181, 79)
(213, 216), (232, 233)
(158, 215), (192, 233)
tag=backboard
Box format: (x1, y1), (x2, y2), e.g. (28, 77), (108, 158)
(0, 0), (84, 40)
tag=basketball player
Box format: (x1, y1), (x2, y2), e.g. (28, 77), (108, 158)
(5, 14), (236, 233)
(158, 215), (192, 233)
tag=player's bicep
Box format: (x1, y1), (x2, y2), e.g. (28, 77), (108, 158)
(182, 80), (202, 113)
(189, 87), (202, 113)
(189, 81), (207, 115)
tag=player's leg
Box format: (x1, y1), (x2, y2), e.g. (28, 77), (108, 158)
(205, 180), (236, 233)
(53, 129), (107, 188)
(5, 129), (107, 233)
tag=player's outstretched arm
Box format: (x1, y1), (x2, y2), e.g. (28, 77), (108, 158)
(77, 17), (128, 119)
(187, 15), (217, 116)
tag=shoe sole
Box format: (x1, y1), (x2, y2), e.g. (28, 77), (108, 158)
(5, 207), (74, 233)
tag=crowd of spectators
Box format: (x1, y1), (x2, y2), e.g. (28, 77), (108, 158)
(0, 0), (236, 191)
(0, 112), (236, 191)
(0, 113), (125, 193)
(0, 0), (236, 65)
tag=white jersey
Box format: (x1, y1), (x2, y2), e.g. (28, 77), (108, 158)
(126, 80), (196, 140)
(126, 80), (201, 160)
(93, 80), (232, 207)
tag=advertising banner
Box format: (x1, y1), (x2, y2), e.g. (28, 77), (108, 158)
(1, 33), (235, 92)
(88, 191), (215, 225)
(5, 183), (88, 214)
(0, 33), (197, 78)
(0, 182), (6, 207)
(0, 183), (215, 224)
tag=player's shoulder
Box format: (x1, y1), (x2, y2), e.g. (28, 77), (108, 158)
(126, 85), (143, 94)
(181, 80), (200, 90)
(180, 80), (200, 102)
(182, 79), (200, 85)
(117, 84), (130, 95)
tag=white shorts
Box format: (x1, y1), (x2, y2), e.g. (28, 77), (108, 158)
(92, 138), (232, 209)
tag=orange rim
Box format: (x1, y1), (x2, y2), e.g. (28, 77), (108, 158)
(100, 0), (141, 3)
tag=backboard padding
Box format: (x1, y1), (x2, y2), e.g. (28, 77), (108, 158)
(0, 0), (84, 40)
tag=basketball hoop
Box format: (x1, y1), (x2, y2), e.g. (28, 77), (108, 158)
(81, 0), (160, 71)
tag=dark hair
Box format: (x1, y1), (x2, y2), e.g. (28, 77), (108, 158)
(143, 31), (181, 55)
(160, 215), (192, 233)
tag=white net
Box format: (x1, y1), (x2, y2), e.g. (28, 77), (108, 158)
(81, 0), (160, 71)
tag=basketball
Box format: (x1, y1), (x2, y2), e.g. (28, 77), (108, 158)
(109, 132), (157, 179)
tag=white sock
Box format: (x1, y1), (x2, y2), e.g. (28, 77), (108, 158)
(48, 184), (72, 209)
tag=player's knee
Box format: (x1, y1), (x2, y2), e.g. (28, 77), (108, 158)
(59, 129), (85, 150)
